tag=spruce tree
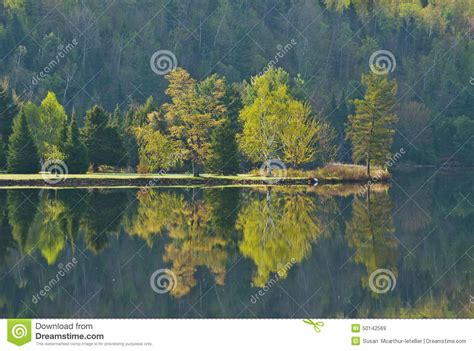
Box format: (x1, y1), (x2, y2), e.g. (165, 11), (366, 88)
(206, 84), (242, 175)
(65, 115), (89, 174)
(206, 118), (240, 175)
(81, 105), (126, 171)
(7, 112), (40, 173)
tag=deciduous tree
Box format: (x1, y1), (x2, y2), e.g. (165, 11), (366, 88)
(164, 68), (226, 176)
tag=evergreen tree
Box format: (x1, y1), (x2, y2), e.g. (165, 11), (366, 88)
(346, 73), (398, 177)
(64, 115), (89, 174)
(206, 83), (242, 175)
(0, 136), (6, 170)
(81, 105), (126, 171)
(7, 112), (40, 173)
(335, 91), (351, 162)
(0, 79), (19, 168)
(206, 118), (240, 175)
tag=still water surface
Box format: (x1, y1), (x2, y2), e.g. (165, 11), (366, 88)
(0, 169), (472, 318)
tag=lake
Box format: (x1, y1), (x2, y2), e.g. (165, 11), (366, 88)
(0, 169), (472, 318)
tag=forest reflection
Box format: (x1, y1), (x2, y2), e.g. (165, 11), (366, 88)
(0, 172), (472, 318)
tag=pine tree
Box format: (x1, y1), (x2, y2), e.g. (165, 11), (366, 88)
(7, 112), (40, 173)
(81, 105), (126, 171)
(64, 115), (89, 174)
(346, 73), (398, 177)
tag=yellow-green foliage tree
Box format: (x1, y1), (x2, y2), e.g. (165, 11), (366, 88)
(280, 101), (320, 167)
(134, 116), (184, 173)
(346, 73), (398, 177)
(239, 68), (320, 172)
(35, 91), (68, 160)
(127, 189), (229, 298)
(29, 196), (68, 265)
(237, 189), (322, 287)
(163, 68), (226, 176)
(126, 190), (188, 245)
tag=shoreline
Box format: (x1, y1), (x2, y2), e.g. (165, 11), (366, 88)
(0, 174), (387, 188)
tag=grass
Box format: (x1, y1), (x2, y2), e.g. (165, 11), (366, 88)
(0, 164), (390, 183)
(0, 172), (300, 181)
(249, 163), (390, 181)
(313, 163), (390, 182)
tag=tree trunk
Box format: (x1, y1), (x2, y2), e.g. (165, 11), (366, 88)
(192, 161), (199, 177)
(266, 159), (272, 177)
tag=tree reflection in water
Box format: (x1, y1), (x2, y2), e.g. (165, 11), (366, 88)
(0, 173), (472, 318)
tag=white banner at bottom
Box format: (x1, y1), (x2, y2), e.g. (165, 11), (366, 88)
(0, 319), (472, 350)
